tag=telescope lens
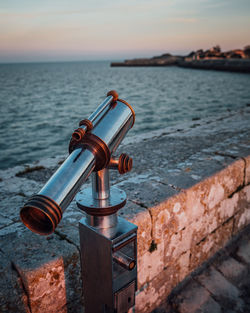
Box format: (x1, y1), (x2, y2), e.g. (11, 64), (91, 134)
(21, 206), (54, 235)
(20, 195), (62, 235)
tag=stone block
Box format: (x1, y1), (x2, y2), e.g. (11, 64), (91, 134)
(241, 184), (250, 203)
(136, 250), (191, 312)
(135, 264), (180, 313)
(162, 156), (231, 191)
(126, 179), (177, 209)
(201, 158), (244, 210)
(234, 207), (250, 234)
(137, 241), (164, 288)
(232, 185), (250, 234)
(0, 222), (27, 236)
(195, 266), (244, 312)
(244, 155), (250, 185)
(190, 234), (218, 272)
(164, 226), (192, 264)
(135, 279), (167, 313)
(217, 192), (240, 224)
(0, 230), (82, 313)
(171, 250), (191, 282)
(190, 219), (233, 271)
(165, 251), (191, 290)
(0, 194), (27, 222)
(0, 213), (12, 229)
(135, 186), (178, 245)
(149, 191), (186, 244)
(236, 237), (250, 265)
(183, 185), (207, 221)
(0, 251), (30, 313)
(164, 205), (219, 260)
(210, 218), (234, 247)
(156, 158), (243, 249)
(189, 209), (219, 247)
(0, 176), (43, 197)
(172, 278), (221, 313)
(213, 256), (248, 287)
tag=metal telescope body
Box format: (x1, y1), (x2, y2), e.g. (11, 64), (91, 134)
(20, 91), (137, 313)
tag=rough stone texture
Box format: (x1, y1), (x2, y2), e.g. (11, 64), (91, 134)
(172, 279), (221, 313)
(195, 267), (244, 312)
(134, 262), (187, 313)
(156, 224), (250, 313)
(233, 185), (250, 234)
(0, 194), (27, 222)
(137, 241), (165, 288)
(245, 155), (250, 185)
(213, 256), (248, 287)
(189, 218), (234, 272)
(217, 193), (240, 224)
(0, 230), (83, 313)
(0, 250), (30, 313)
(236, 237), (250, 265)
(0, 107), (250, 312)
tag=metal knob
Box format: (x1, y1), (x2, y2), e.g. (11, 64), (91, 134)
(72, 127), (86, 141)
(109, 153), (133, 174)
(113, 251), (136, 271)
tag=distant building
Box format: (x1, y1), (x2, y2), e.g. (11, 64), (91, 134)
(226, 49), (245, 59)
(185, 46), (248, 61)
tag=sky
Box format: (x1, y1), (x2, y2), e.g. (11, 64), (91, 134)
(0, 0), (250, 63)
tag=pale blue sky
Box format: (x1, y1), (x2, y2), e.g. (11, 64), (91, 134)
(0, 0), (250, 62)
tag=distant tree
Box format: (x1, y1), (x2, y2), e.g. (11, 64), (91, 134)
(187, 51), (195, 57)
(244, 45), (250, 57)
(213, 45), (221, 53)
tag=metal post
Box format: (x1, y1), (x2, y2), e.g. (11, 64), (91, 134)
(92, 168), (110, 200)
(77, 166), (137, 313)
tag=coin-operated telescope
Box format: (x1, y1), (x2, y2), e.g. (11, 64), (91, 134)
(20, 90), (137, 313)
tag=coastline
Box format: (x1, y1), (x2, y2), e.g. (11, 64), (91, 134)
(178, 58), (250, 73)
(111, 58), (250, 73)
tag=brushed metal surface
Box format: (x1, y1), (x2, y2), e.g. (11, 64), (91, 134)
(79, 217), (137, 313)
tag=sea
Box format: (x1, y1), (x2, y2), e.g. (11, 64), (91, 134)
(0, 60), (250, 170)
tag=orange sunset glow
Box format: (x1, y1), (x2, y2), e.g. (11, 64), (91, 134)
(1, 0), (250, 63)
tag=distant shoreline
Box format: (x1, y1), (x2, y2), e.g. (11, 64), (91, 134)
(178, 59), (250, 73)
(111, 46), (250, 73)
(111, 59), (250, 73)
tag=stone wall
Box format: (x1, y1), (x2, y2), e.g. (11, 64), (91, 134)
(0, 107), (249, 313)
(132, 157), (250, 313)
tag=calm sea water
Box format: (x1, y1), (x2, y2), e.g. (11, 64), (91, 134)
(0, 61), (250, 170)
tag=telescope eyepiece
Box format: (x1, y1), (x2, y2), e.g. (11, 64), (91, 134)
(20, 195), (62, 236)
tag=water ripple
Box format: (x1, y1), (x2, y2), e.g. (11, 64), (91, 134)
(0, 61), (250, 169)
